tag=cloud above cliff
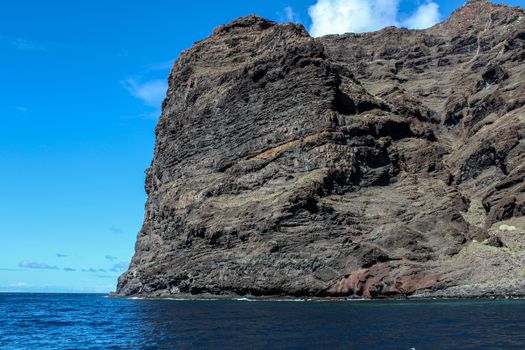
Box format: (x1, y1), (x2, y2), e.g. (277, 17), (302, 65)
(403, 1), (440, 29)
(282, 6), (300, 23)
(308, 0), (441, 36)
(121, 78), (167, 108)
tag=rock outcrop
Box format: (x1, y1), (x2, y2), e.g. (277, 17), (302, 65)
(117, 0), (525, 299)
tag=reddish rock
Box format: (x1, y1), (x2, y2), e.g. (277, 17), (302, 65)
(326, 263), (442, 298)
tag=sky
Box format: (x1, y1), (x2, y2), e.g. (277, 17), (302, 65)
(1, 0), (524, 293)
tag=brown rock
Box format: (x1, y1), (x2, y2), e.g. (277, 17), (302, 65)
(325, 263), (442, 298)
(117, 1), (525, 299)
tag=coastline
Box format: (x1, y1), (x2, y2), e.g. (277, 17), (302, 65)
(108, 291), (525, 302)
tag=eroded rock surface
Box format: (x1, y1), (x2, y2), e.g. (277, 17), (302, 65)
(117, 0), (525, 298)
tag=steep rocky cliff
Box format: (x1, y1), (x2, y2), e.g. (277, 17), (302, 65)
(117, 0), (525, 298)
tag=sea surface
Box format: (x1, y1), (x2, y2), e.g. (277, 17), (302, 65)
(1, 293), (525, 349)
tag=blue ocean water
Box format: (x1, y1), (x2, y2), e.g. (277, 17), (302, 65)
(1, 294), (525, 349)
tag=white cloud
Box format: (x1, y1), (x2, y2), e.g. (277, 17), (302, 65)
(402, 1), (441, 29)
(121, 78), (167, 108)
(308, 0), (441, 37)
(0, 35), (47, 51)
(8, 282), (28, 288)
(284, 6), (299, 23)
(19, 261), (59, 270)
(12, 38), (47, 51)
(81, 267), (106, 273)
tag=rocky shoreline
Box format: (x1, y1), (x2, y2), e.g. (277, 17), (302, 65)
(109, 292), (525, 301)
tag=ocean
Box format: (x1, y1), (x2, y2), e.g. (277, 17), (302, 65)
(1, 293), (524, 349)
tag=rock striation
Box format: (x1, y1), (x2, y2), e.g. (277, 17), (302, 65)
(117, 0), (525, 298)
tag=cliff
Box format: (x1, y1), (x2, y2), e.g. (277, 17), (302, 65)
(117, 0), (525, 298)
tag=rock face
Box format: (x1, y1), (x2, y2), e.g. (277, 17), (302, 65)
(117, 0), (525, 298)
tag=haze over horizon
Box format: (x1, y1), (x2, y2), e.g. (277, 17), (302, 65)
(1, 0), (524, 293)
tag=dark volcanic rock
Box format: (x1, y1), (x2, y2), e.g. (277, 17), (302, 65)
(117, 1), (525, 299)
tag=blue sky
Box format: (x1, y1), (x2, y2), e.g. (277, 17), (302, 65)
(1, 0), (523, 293)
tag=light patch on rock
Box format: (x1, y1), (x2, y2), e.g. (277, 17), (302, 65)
(499, 224), (517, 231)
